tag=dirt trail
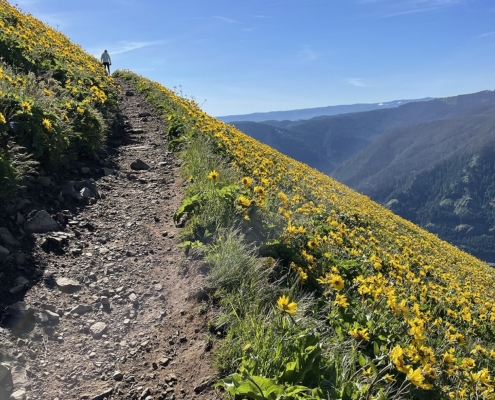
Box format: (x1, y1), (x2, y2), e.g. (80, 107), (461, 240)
(0, 78), (219, 400)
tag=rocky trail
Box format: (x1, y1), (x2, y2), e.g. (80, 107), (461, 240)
(0, 79), (219, 400)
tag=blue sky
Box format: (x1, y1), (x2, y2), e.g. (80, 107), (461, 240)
(14, 0), (495, 117)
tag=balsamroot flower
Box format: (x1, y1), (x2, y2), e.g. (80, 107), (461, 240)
(277, 295), (297, 314)
(0, 113), (6, 124)
(42, 118), (52, 131)
(208, 170), (219, 181)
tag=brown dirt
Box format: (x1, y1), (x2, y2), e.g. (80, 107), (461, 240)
(0, 78), (222, 400)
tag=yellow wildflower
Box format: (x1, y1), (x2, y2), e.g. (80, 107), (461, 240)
(207, 170), (219, 181)
(42, 118), (52, 131)
(277, 295), (297, 314)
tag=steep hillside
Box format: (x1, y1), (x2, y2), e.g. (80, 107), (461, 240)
(333, 102), (495, 262)
(118, 70), (495, 399)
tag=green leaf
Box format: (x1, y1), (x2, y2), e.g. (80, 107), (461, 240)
(358, 353), (366, 367)
(173, 194), (201, 224)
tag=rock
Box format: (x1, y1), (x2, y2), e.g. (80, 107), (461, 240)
(6, 302), (34, 319)
(130, 159), (150, 171)
(70, 305), (92, 315)
(10, 389), (26, 400)
(9, 285), (24, 295)
(113, 371), (124, 381)
(0, 246), (9, 261)
(102, 168), (115, 176)
(80, 187), (95, 199)
(0, 228), (21, 248)
(89, 322), (108, 339)
(100, 296), (109, 305)
(56, 277), (81, 294)
(125, 90), (135, 96)
(140, 387), (151, 399)
(44, 310), (60, 323)
(24, 210), (59, 234)
(15, 276), (29, 286)
(0, 363), (13, 399)
(80, 167), (91, 174)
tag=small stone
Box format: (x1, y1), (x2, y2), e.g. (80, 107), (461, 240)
(45, 309), (60, 323)
(89, 322), (108, 339)
(70, 304), (93, 315)
(10, 389), (26, 400)
(80, 187), (95, 199)
(125, 90), (135, 96)
(113, 371), (124, 381)
(56, 277), (82, 294)
(100, 296), (109, 305)
(130, 159), (150, 171)
(80, 167), (91, 174)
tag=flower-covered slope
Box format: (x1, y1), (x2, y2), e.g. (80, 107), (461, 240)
(117, 71), (495, 399)
(0, 0), (118, 200)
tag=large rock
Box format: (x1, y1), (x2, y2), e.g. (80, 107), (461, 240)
(24, 211), (59, 233)
(0, 246), (9, 262)
(0, 228), (20, 248)
(130, 159), (150, 171)
(55, 277), (81, 294)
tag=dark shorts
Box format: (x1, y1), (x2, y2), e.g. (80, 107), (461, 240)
(103, 62), (110, 67)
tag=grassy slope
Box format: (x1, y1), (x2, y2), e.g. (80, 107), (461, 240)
(0, 0), (118, 207)
(116, 71), (495, 400)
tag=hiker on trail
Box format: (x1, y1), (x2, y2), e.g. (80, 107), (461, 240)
(101, 50), (112, 75)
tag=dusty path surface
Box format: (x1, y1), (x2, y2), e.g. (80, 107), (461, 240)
(0, 78), (219, 400)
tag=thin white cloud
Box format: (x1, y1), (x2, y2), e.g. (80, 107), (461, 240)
(88, 40), (168, 58)
(214, 16), (241, 24)
(479, 32), (495, 38)
(347, 78), (366, 87)
(251, 15), (273, 19)
(112, 40), (168, 55)
(358, 0), (466, 17)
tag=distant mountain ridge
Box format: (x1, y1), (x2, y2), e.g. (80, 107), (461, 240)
(218, 98), (433, 123)
(232, 90), (495, 262)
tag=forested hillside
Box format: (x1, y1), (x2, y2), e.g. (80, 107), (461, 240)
(333, 101), (495, 262)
